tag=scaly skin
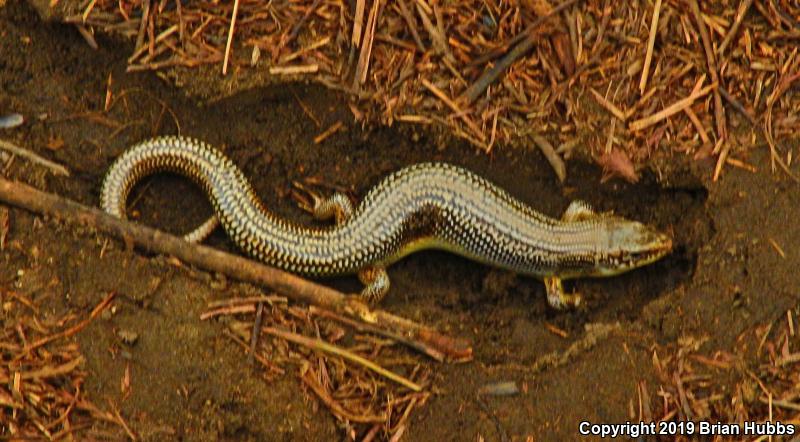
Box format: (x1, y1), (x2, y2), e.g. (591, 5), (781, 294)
(101, 136), (673, 308)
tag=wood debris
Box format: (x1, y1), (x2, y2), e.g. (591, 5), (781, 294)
(1, 291), (130, 439)
(204, 297), (432, 439)
(648, 309), (800, 441)
(70, 1), (800, 179)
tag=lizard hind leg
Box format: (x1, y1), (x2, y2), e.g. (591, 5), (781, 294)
(543, 276), (582, 310)
(290, 181), (354, 225)
(561, 200), (597, 222)
(292, 181), (388, 302)
(358, 266), (390, 303)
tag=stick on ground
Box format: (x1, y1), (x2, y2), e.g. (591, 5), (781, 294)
(0, 177), (472, 362)
(0, 138), (70, 176)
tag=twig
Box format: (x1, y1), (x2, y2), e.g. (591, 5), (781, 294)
(459, 0), (582, 105)
(291, 89), (321, 128)
(759, 397), (800, 412)
(683, 106), (710, 144)
(310, 306), (445, 362)
(200, 304), (255, 319)
(281, 36), (330, 63)
(131, 0), (150, 59)
(354, 0), (381, 86)
(127, 25), (178, 64)
(0, 356), (85, 383)
(0, 177), (472, 361)
(248, 302), (265, 365)
(414, 0), (454, 64)
(688, 0), (726, 141)
(352, 0), (366, 46)
(269, 64), (319, 75)
(420, 78), (486, 143)
(718, 0), (754, 55)
(0, 139), (70, 176)
(763, 66), (800, 181)
(712, 140), (731, 182)
(206, 295), (287, 308)
(223, 329), (285, 374)
(629, 83), (715, 132)
(718, 86), (756, 126)
(726, 157), (756, 173)
(221, 0), (241, 75)
(264, 326), (422, 391)
(313, 121), (344, 144)
(591, 2), (611, 55)
(110, 402), (138, 441)
(767, 237), (786, 259)
(396, 0), (425, 52)
(0, 206), (8, 250)
(75, 24), (99, 50)
(530, 133), (566, 182)
(589, 87), (627, 121)
(639, 0), (662, 94)
(284, 0), (322, 49)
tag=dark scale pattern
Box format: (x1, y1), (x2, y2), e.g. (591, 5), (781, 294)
(101, 136), (668, 280)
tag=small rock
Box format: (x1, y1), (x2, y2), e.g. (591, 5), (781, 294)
(117, 329), (139, 346)
(478, 381), (519, 397)
(0, 113), (24, 129)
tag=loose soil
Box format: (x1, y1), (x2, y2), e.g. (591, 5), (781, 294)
(2, 2), (798, 440)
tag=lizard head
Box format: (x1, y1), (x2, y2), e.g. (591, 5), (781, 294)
(591, 215), (673, 277)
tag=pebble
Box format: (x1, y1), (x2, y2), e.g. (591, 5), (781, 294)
(117, 329), (140, 346)
(0, 113), (24, 129)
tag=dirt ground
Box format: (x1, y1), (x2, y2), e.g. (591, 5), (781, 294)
(2, 1), (799, 441)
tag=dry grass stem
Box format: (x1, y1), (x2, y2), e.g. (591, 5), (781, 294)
(221, 0), (240, 75)
(639, 0), (661, 94)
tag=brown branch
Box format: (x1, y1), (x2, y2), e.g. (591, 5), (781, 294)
(0, 177), (472, 362)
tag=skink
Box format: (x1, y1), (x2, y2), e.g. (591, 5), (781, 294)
(101, 136), (672, 308)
